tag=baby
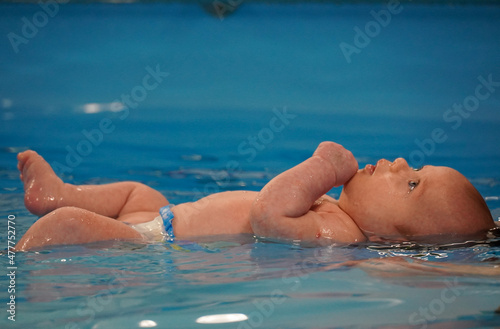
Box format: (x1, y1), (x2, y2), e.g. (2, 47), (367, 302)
(15, 142), (495, 251)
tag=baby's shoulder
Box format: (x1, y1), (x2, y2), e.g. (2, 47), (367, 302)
(312, 197), (366, 243)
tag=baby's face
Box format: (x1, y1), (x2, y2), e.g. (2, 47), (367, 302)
(338, 158), (493, 242)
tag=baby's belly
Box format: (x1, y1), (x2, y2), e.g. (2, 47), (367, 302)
(171, 191), (257, 238)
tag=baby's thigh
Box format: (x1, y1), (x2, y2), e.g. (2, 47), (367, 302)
(16, 207), (143, 250)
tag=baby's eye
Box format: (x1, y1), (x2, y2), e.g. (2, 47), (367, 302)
(408, 180), (419, 192)
(413, 167), (423, 171)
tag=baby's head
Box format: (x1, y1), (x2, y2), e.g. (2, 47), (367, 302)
(338, 158), (496, 243)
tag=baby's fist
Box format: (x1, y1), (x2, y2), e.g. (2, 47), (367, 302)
(313, 142), (358, 187)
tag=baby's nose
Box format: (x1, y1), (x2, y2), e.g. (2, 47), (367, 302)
(389, 158), (409, 171)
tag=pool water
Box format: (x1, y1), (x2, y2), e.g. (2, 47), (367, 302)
(1, 1), (500, 328)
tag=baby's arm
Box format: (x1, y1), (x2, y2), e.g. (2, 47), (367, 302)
(250, 142), (363, 243)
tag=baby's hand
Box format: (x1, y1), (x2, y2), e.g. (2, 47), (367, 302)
(313, 142), (358, 187)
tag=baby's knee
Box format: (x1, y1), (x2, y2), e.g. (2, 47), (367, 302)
(16, 207), (94, 251)
(38, 206), (93, 227)
(50, 206), (87, 217)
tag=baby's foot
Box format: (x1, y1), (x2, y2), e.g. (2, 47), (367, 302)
(18, 151), (64, 216)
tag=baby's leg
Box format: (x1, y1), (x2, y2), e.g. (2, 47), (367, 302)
(18, 151), (168, 219)
(15, 206), (146, 251)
